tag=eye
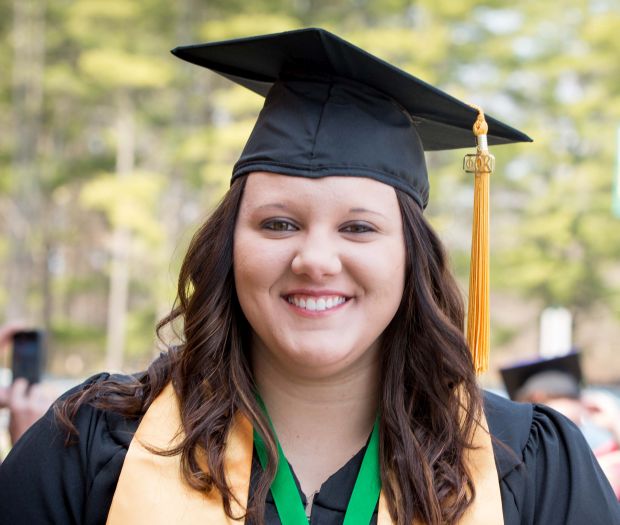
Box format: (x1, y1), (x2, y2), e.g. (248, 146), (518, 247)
(340, 222), (376, 234)
(261, 218), (298, 232)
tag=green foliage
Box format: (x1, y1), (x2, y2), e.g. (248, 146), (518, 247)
(201, 13), (301, 41)
(1, 0), (619, 376)
(50, 321), (107, 375)
(211, 84), (264, 119)
(345, 26), (451, 82)
(79, 49), (173, 89)
(486, 1), (620, 316)
(124, 305), (158, 363)
(53, 321), (106, 345)
(80, 171), (166, 244)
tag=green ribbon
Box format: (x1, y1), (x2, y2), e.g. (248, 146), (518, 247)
(253, 396), (381, 525)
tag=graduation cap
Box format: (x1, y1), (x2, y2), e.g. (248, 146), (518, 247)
(171, 28), (532, 373)
(500, 353), (583, 401)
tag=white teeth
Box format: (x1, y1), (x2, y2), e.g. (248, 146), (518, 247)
(287, 295), (347, 312)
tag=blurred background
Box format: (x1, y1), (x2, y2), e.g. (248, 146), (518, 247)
(1, 0), (619, 390)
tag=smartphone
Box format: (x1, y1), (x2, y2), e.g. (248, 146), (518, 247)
(12, 330), (45, 384)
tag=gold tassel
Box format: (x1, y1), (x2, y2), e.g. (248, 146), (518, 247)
(463, 107), (495, 375)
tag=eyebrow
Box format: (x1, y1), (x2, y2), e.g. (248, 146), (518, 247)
(256, 203), (289, 210)
(348, 207), (387, 218)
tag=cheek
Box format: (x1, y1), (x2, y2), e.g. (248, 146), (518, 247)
(233, 233), (290, 306)
(233, 234), (263, 305)
(381, 264), (406, 316)
(375, 243), (406, 325)
(343, 238), (406, 330)
(365, 239), (406, 297)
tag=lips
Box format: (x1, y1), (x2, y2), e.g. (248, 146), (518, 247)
(285, 294), (348, 312)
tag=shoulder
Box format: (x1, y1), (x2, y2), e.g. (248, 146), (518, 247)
(483, 389), (597, 478)
(483, 390), (536, 486)
(483, 390), (533, 463)
(54, 372), (141, 456)
(483, 390), (597, 475)
(483, 391), (620, 524)
(0, 372), (142, 525)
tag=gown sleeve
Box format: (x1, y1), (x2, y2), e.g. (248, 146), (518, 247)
(0, 373), (139, 525)
(486, 392), (620, 525)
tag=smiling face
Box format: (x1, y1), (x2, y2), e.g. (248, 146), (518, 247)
(233, 172), (406, 378)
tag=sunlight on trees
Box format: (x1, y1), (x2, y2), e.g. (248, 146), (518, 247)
(1, 0), (618, 382)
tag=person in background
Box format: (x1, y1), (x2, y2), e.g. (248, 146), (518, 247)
(501, 352), (620, 499)
(0, 324), (53, 446)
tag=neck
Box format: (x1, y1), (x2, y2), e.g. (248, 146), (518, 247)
(252, 344), (380, 497)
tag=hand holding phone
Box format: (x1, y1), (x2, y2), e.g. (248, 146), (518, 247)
(11, 330), (45, 384)
(0, 326), (51, 444)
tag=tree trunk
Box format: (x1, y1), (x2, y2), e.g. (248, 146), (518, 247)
(105, 92), (134, 371)
(153, 0), (200, 345)
(5, 0), (46, 322)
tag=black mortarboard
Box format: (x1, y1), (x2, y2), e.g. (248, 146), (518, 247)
(500, 353), (583, 401)
(171, 27), (531, 209)
(171, 28), (533, 374)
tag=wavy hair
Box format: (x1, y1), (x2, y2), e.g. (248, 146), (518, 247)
(56, 174), (481, 525)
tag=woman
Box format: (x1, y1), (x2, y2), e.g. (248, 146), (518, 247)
(0, 28), (618, 525)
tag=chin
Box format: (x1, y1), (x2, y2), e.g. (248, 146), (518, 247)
(278, 340), (371, 374)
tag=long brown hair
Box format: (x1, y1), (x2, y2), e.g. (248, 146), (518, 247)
(56, 174), (481, 525)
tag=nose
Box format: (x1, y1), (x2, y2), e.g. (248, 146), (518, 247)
(291, 230), (342, 281)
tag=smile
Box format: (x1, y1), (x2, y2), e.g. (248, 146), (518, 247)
(286, 295), (348, 312)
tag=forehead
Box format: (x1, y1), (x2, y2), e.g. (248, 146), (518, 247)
(240, 172), (401, 213)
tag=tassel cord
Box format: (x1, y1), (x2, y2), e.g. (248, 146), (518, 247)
(464, 107), (494, 375)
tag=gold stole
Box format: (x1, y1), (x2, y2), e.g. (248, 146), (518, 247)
(107, 384), (503, 524)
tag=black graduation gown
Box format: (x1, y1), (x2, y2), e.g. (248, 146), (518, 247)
(0, 373), (618, 525)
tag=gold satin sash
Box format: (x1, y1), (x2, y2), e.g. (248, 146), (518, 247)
(107, 384), (504, 524)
